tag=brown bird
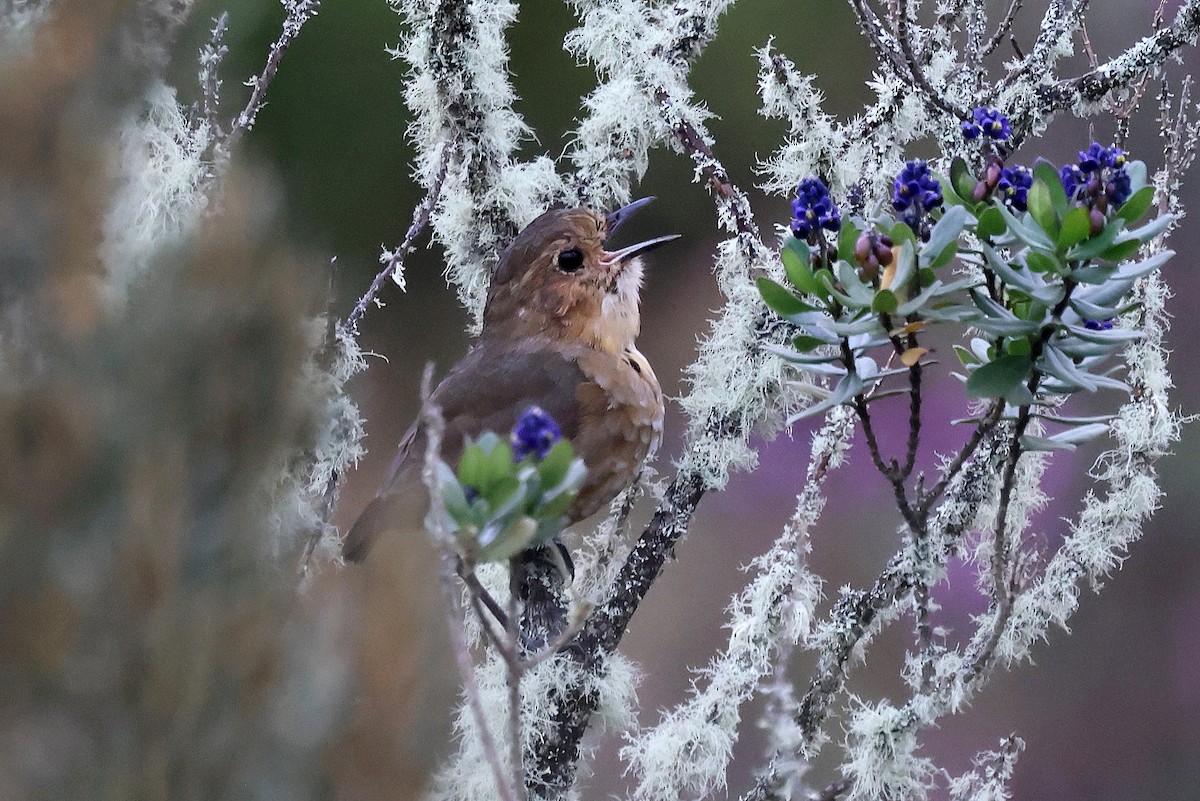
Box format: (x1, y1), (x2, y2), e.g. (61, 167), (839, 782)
(342, 199), (676, 562)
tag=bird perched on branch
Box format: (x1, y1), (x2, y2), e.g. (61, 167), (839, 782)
(342, 198), (677, 562)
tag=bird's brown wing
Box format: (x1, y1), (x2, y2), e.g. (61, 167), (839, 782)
(341, 342), (588, 562)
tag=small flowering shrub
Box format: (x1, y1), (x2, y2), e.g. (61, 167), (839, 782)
(759, 112), (1170, 455)
(437, 407), (587, 563)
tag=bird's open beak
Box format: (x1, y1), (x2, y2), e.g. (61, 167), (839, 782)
(601, 197), (681, 266)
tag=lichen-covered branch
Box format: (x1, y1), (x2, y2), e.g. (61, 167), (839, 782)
(1035, 0), (1200, 119)
(393, 0), (564, 326)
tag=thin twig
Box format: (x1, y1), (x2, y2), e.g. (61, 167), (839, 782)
(469, 587), (513, 655)
(918, 401), (1004, 515)
(225, 0), (320, 152)
(419, 364), (518, 801)
(197, 13), (228, 141)
(342, 139), (456, 335)
(460, 560), (510, 629)
(655, 90), (763, 246)
(1080, 18), (1100, 70)
(894, 0), (963, 117)
(814, 778), (853, 801)
(843, 331), (920, 531)
(506, 565), (528, 801)
(848, 0), (963, 118)
(982, 0), (1023, 58)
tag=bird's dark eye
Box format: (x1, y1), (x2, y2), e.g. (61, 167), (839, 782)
(557, 247), (584, 273)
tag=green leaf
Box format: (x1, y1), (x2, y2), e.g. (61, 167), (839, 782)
(535, 491), (575, 521)
(811, 268), (834, 300)
(1006, 337), (1032, 356)
(1058, 206), (1091, 251)
(890, 221), (916, 247)
(1125, 159), (1149, 193)
(975, 206), (1005, 240)
(1067, 220), (1120, 260)
(1071, 262), (1117, 284)
(484, 475), (521, 509)
(782, 239), (819, 294)
(1034, 159), (1069, 218)
(536, 439), (574, 490)
(966, 353), (1033, 400)
(929, 240), (956, 268)
(1025, 250), (1060, 274)
(1098, 238), (1142, 263)
(1028, 180), (1057, 237)
(953, 345), (981, 366)
(457, 443), (486, 490)
(921, 205), (967, 265)
(477, 517), (539, 562)
(872, 289), (899, 314)
(757, 277), (811, 317)
(440, 467), (472, 523)
(838, 220), (862, 264)
(994, 199), (1054, 249)
(938, 174), (966, 207)
(792, 334), (825, 353)
(483, 439), (515, 486)
(836, 259), (876, 307)
(1116, 186), (1154, 224)
(951, 156), (976, 202)
(918, 266), (936, 287)
(1124, 213), (1173, 243)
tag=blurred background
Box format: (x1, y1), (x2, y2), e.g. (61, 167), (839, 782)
(3, 0), (1199, 799)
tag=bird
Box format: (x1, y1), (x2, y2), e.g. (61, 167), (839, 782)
(342, 198), (677, 563)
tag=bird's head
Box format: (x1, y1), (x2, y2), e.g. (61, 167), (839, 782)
(482, 198), (678, 353)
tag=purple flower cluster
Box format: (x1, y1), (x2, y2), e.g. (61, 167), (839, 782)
(791, 177), (842, 241)
(1062, 142), (1133, 208)
(997, 165), (1033, 212)
(893, 159), (943, 230)
(961, 107), (1012, 142)
(512, 406), (562, 461)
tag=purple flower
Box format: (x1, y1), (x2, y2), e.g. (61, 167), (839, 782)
(968, 107), (1012, 141)
(892, 159), (943, 230)
(1083, 318), (1114, 331)
(997, 165), (1033, 211)
(1060, 164), (1085, 200)
(1106, 168), (1133, 206)
(790, 177), (841, 241)
(512, 406), (562, 461)
(1078, 142), (1117, 173)
(1064, 143), (1135, 209)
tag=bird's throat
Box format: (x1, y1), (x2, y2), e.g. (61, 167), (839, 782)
(591, 259), (643, 354)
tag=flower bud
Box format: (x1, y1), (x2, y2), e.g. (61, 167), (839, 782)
(860, 255), (880, 284)
(875, 239), (894, 267)
(1088, 207), (1106, 236)
(854, 232), (872, 264)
